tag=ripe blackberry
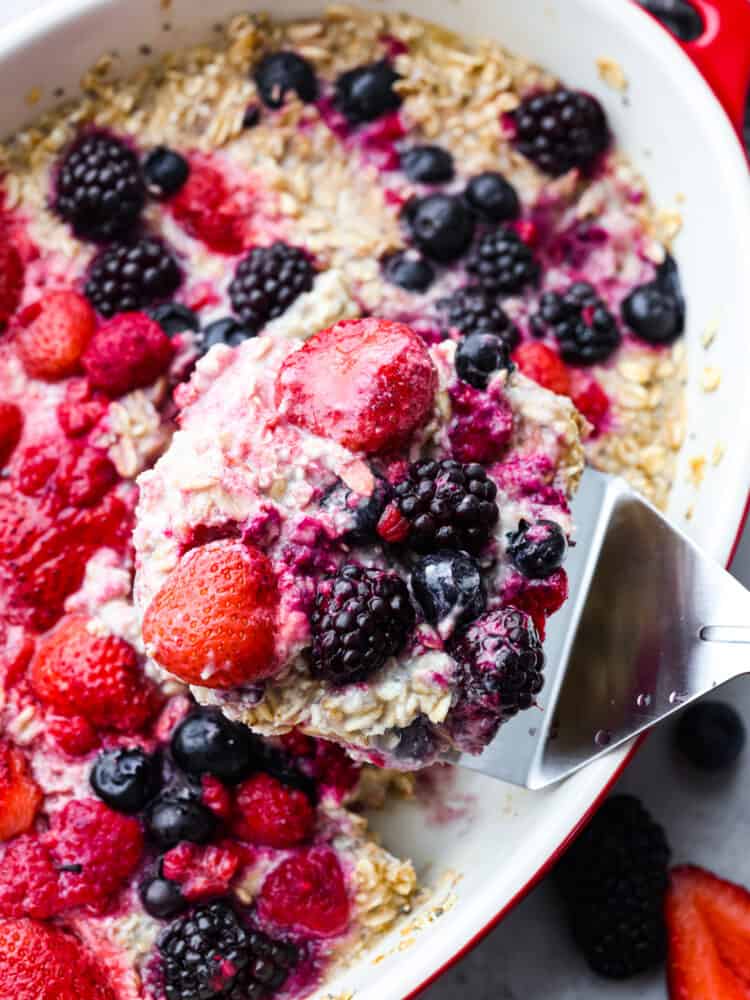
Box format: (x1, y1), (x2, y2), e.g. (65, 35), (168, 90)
(391, 459), (499, 554)
(85, 237), (182, 317)
(466, 228), (540, 295)
(225, 931), (297, 999)
(513, 89), (610, 176)
(536, 282), (620, 365)
(310, 564), (414, 685)
(229, 242), (314, 332)
(555, 795), (670, 979)
(54, 129), (145, 241)
(437, 287), (519, 348)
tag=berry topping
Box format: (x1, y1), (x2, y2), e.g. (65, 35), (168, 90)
(622, 262), (685, 345)
(90, 747), (161, 814)
(447, 380), (514, 464)
(82, 311), (175, 397)
(168, 160), (246, 255)
(242, 104), (261, 129)
(229, 242), (315, 332)
(447, 608), (544, 752)
(0, 741), (41, 842)
(143, 146), (190, 198)
(508, 567), (568, 639)
(232, 772), (315, 847)
(507, 518), (567, 579)
(464, 171), (520, 223)
(143, 540), (279, 688)
(392, 715), (440, 762)
(310, 564), (414, 685)
(466, 227), (540, 295)
(16, 290), (96, 381)
(569, 372), (609, 435)
(411, 551), (485, 634)
(161, 841), (240, 902)
(85, 237), (182, 318)
(321, 474), (393, 546)
(381, 250), (435, 292)
(438, 287), (519, 346)
(674, 701), (746, 771)
(0, 401), (23, 468)
(0, 837), (61, 918)
(0, 238), (24, 328)
(197, 316), (254, 354)
(401, 193), (476, 263)
(254, 51), (318, 108)
(389, 458), (499, 554)
(56, 378), (109, 437)
(54, 130), (145, 241)
(148, 301), (200, 337)
(158, 901), (247, 999)
(258, 847), (350, 937)
(140, 876), (186, 919)
(512, 89), (610, 176)
(275, 318), (437, 454)
(536, 282), (620, 365)
(335, 59), (401, 123)
(455, 332), (513, 390)
(171, 709), (260, 784)
(146, 793), (217, 848)
(400, 145), (454, 183)
(556, 795), (670, 979)
(513, 341), (570, 395)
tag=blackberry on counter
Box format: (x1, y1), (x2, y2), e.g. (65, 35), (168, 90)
(554, 795), (670, 979)
(254, 51), (318, 109)
(381, 250), (435, 293)
(537, 282), (620, 365)
(513, 89), (610, 176)
(466, 228), (540, 295)
(54, 129), (145, 241)
(229, 242), (314, 332)
(438, 287), (519, 347)
(464, 171), (520, 223)
(90, 747), (160, 814)
(391, 459), (499, 554)
(507, 518), (567, 579)
(401, 194), (475, 263)
(310, 564), (414, 685)
(334, 59), (402, 123)
(455, 332), (513, 390)
(400, 145), (455, 184)
(85, 236), (182, 317)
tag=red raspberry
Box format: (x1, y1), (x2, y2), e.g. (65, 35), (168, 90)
(0, 836), (61, 918)
(513, 341), (571, 396)
(57, 446), (118, 508)
(275, 318), (438, 455)
(47, 713), (100, 757)
(376, 502), (410, 544)
(310, 741), (360, 801)
(161, 841), (240, 901)
(16, 291), (96, 381)
(0, 741), (42, 842)
(0, 238), (24, 329)
(0, 401), (23, 468)
(570, 371), (609, 435)
(82, 312), (175, 397)
(15, 442), (59, 496)
(169, 159), (246, 254)
(231, 772), (315, 848)
(506, 567), (568, 638)
(279, 729), (315, 759)
(448, 381), (513, 464)
(57, 378), (109, 437)
(200, 774), (232, 820)
(258, 847), (350, 937)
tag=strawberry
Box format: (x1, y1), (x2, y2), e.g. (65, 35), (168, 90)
(57, 378), (109, 437)
(0, 837), (61, 918)
(0, 918), (116, 1000)
(0, 629), (34, 690)
(161, 841), (240, 900)
(169, 159), (245, 254)
(0, 238), (24, 328)
(142, 540), (279, 688)
(0, 741), (41, 841)
(82, 312), (175, 397)
(570, 371), (609, 435)
(0, 401), (23, 467)
(275, 318), (437, 454)
(231, 772), (315, 847)
(667, 865), (750, 999)
(16, 291), (96, 380)
(258, 847), (350, 937)
(513, 341), (571, 396)
(30, 614), (156, 732)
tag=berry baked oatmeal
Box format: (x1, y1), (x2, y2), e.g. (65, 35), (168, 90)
(0, 4), (687, 999)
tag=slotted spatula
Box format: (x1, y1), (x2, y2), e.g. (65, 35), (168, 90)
(455, 467), (750, 789)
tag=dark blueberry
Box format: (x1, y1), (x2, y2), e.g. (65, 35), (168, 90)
(464, 172), (520, 223)
(381, 250), (435, 292)
(392, 715), (439, 762)
(411, 551), (486, 633)
(437, 287), (519, 347)
(255, 742), (317, 803)
(400, 145), (454, 184)
(254, 51), (318, 109)
(466, 227), (540, 295)
(507, 518), (567, 579)
(148, 301), (200, 337)
(143, 146), (190, 198)
(242, 103), (261, 129)
(229, 242), (314, 331)
(171, 708), (260, 784)
(455, 332), (513, 390)
(513, 88), (610, 176)
(537, 282), (620, 365)
(197, 316), (254, 353)
(90, 747), (160, 814)
(621, 281), (684, 344)
(639, 0), (703, 42)
(146, 792), (217, 847)
(674, 701), (746, 771)
(140, 876), (186, 919)
(84, 236), (182, 317)
(321, 474), (393, 546)
(402, 194), (475, 263)
(334, 59), (402, 124)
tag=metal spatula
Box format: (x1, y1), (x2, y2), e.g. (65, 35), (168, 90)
(456, 468), (750, 789)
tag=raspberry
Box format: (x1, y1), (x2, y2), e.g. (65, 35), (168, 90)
(0, 401), (23, 467)
(161, 841), (240, 901)
(143, 540), (279, 688)
(228, 242), (315, 331)
(85, 237), (182, 318)
(231, 772), (315, 847)
(0, 238), (24, 328)
(438, 287), (519, 346)
(169, 159), (246, 255)
(82, 312), (175, 397)
(447, 382), (513, 464)
(15, 291), (96, 381)
(258, 847), (350, 937)
(513, 341), (570, 396)
(512, 89), (610, 176)
(309, 740), (360, 800)
(535, 283), (620, 365)
(505, 567), (568, 638)
(47, 713), (100, 757)
(57, 445), (118, 508)
(466, 228), (540, 295)
(0, 837), (61, 918)
(57, 378), (109, 437)
(0, 741), (41, 842)
(570, 372), (609, 434)
(275, 318), (437, 454)
(200, 774), (232, 820)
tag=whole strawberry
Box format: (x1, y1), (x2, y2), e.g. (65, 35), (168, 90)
(82, 311), (174, 397)
(0, 740), (41, 842)
(232, 772), (315, 847)
(16, 291), (96, 380)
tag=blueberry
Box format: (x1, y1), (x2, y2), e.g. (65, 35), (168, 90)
(411, 551), (486, 632)
(198, 316), (254, 353)
(507, 519), (567, 579)
(381, 250), (435, 292)
(392, 715), (438, 761)
(143, 146), (190, 198)
(146, 793), (217, 847)
(464, 171), (520, 223)
(254, 51), (318, 109)
(335, 59), (402, 123)
(148, 302), (200, 337)
(675, 701), (746, 771)
(402, 194), (475, 263)
(322, 474), (393, 546)
(455, 332), (512, 390)
(140, 876), (186, 919)
(242, 103), (261, 129)
(621, 283), (684, 344)
(90, 748), (160, 814)
(400, 145), (454, 184)
(172, 709), (260, 784)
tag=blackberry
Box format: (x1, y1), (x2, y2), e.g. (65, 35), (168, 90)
(225, 931), (297, 999)
(438, 287), (519, 347)
(447, 608), (544, 753)
(401, 194), (475, 263)
(411, 550), (485, 632)
(90, 747), (160, 814)
(143, 146), (190, 199)
(507, 518), (567, 579)
(54, 129), (145, 241)
(536, 282), (620, 365)
(392, 459), (499, 554)
(334, 60), (402, 124)
(310, 564), (414, 685)
(85, 236), (182, 317)
(229, 242), (314, 332)
(254, 51), (318, 109)
(464, 171), (520, 223)
(555, 795), (670, 979)
(455, 332), (513, 390)
(513, 89), (610, 176)
(466, 228), (540, 295)
(400, 145), (454, 184)
(381, 250), (435, 293)
(674, 701), (746, 771)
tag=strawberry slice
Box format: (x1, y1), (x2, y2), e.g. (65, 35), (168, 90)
(0, 741), (41, 841)
(667, 865), (750, 999)
(513, 341), (571, 396)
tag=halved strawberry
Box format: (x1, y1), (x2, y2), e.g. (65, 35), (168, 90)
(0, 741), (42, 841)
(16, 291), (96, 381)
